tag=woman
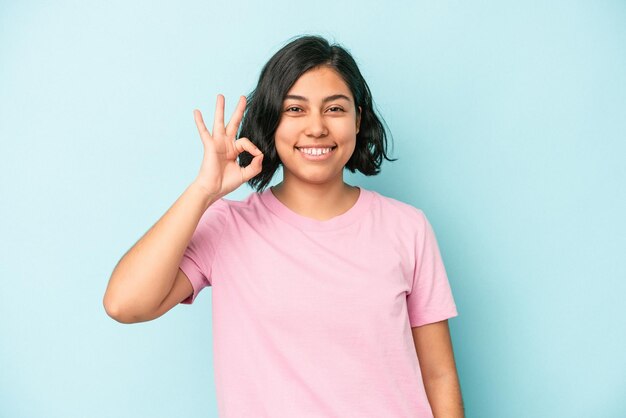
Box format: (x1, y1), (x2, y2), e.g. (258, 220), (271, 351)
(104, 34), (464, 417)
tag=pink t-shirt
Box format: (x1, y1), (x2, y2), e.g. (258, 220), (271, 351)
(179, 186), (458, 418)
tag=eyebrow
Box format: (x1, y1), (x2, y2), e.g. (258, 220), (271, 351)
(284, 94), (352, 103)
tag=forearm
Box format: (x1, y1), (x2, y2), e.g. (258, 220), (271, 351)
(423, 372), (464, 418)
(103, 182), (217, 321)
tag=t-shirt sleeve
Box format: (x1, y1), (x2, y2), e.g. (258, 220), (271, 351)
(178, 199), (228, 305)
(406, 210), (458, 327)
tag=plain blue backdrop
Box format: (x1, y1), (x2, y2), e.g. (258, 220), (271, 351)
(1, 1), (624, 417)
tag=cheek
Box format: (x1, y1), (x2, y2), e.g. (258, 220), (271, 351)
(274, 121), (298, 145)
(272, 129), (294, 163)
(335, 123), (358, 143)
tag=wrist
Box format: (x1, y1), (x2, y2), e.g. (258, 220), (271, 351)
(188, 182), (220, 209)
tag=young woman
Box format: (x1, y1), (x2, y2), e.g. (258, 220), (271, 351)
(104, 35), (464, 418)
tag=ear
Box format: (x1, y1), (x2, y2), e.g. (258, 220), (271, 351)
(356, 106), (362, 134)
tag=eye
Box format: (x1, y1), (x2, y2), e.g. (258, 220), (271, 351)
(285, 106), (302, 112)
(327, 106), (344, 112)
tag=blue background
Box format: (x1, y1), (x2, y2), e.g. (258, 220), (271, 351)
(1, 1), (625, 417)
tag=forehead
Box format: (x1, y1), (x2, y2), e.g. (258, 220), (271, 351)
(285, 66), (353, 98)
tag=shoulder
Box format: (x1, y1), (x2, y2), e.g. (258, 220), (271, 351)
(193, 192), (265, 240)
(365, 188), (428, 226)
(203, 191), (266, 221)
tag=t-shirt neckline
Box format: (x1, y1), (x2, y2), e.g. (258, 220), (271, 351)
(259, 185), (373, 231)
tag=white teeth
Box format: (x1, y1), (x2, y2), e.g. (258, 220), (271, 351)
(298, 147), (333, 155)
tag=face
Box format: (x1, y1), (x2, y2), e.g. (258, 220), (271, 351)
(274, 65), (362, 187)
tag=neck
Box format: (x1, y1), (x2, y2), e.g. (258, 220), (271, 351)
(270, 175), (359, 221)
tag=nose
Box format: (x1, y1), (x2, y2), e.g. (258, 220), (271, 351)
(304, 111), (328, 137)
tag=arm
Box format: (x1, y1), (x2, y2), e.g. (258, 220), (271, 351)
(103, 95), (263, 323)
(412, 320), (464, 418)
(103, 183), (217, 323)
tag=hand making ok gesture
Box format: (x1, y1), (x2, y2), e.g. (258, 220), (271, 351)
(192, 94), (264, 199)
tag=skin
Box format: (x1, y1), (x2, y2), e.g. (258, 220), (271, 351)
(270, 65), (362, 220)
(413, 321), (465, 417)
(103, 94), (263, 324)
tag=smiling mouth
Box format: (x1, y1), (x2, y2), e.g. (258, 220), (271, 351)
(295, 146), (337, 156)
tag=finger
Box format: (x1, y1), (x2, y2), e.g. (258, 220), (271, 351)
(225, 95), (247, 138)
(241, 153), (264, 182)
(233, 137), (262, 156)
(193, 109), (211, 141)
(212, 94), (225, 136)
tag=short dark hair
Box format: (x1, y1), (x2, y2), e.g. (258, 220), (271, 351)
(238, 34), (396, 192)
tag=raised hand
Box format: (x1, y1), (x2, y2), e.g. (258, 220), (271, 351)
(192, 94), (263, 199)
